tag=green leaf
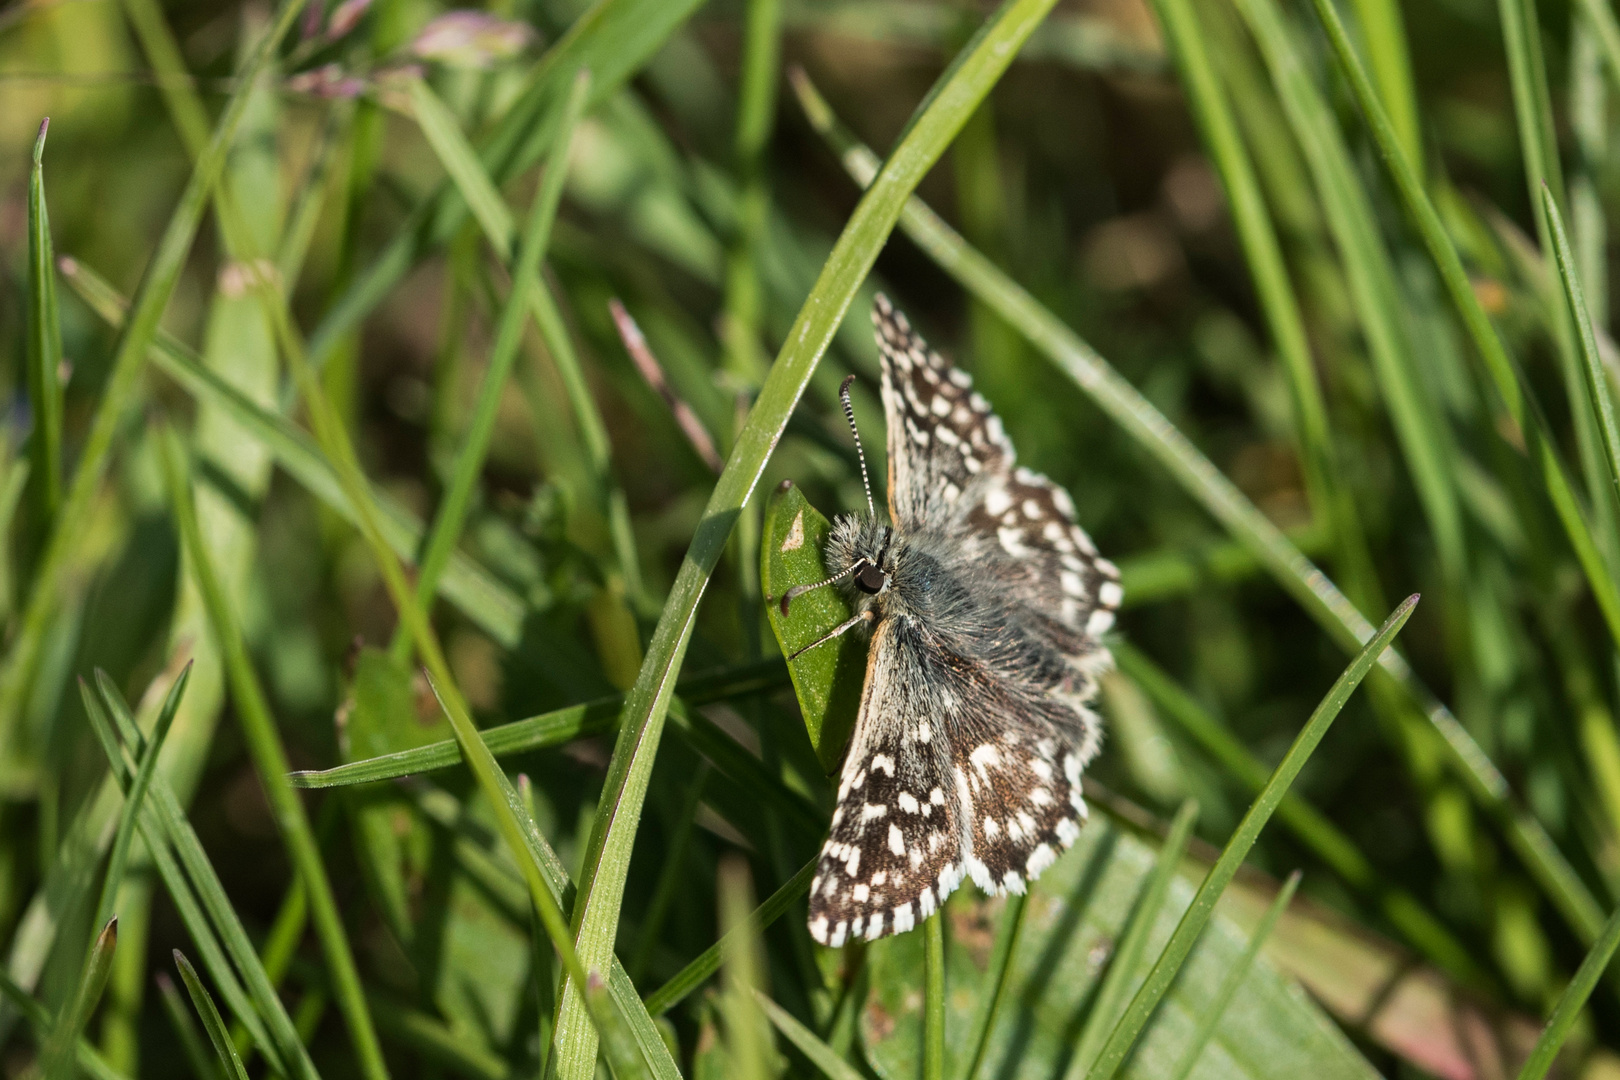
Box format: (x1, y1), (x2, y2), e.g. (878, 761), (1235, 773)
(44, 917), (117, 1080)
(760, 482), (864, 771)
(862, 818), (1376, 1080)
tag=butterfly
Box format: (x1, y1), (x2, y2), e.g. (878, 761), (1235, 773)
(780, 295), (1122, 947)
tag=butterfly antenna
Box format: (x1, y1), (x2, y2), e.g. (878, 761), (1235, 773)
(840, 375), (876, 518)
(777, 562), (861, 617)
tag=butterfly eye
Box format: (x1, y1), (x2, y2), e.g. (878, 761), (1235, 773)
(854, 562), (887, 595)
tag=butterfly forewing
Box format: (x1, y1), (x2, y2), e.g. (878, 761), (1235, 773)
(806, 296), (1122, 945)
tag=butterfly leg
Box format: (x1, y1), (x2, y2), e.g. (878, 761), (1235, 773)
(787, 609), (874, 661)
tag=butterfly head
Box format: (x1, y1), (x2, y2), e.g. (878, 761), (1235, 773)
(829, 513), (893, 601)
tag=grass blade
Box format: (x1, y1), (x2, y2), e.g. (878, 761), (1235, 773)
(156, 426), (389, 1080)
(1083, 594), (1417, 1080)
(1166, 870), (1301, 1080)
(791, 71), (1609, 949)
(1515, 900), (1620, 1080)
(1304, 0), (1620, 657)
(718, 856), (774, 1080)
(1345, 0), (1421, 175)
(1148, 0), (1382, 610)
(1067, 799), (1200, 1079)
(959, 893), (1028, 1080)
(26, 117), (63, 527)
(2, 969), (132, 1080)
(91, 664), (189, 931)
(45, 918), (117, 1080)
(1545, 186), (1620, 508)
(552, 5), (1059, 1073)
(390, 69), (592, 663)
(923, 912), (945, 1080)
(155, 973), (222, 1080)
(408, 78), (516, 257)
(645, 856), (816, 1016)
(86, 678), (318, 1080)
(0, 0), (307, 741)
(172, 953), (248, 1080)
(757, 992), (865, 1080)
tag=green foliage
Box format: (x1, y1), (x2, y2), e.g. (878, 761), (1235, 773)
(9, 0), (1620, 1077)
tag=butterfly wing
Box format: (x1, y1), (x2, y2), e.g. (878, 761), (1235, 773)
(807, 607), (1098, 944)
(871, 294), (1122, 648)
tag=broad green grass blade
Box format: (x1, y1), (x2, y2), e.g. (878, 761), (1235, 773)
(1167, 870), (1301, 1080)
(26, 118), (63, 526)
(1084, 595), (1416, 1080)
(1067, 799), (1199, 1079)
(924, 912), (945, 1080)
(1114, 641), (1487, 987)
(391, 69), (592, 664)
(550, 5), (1059, 1076)
(58, 258), (526, 648)
(1304, 0), (1620, 654)
(286, 660), (785, 787)
(1515, 901), (1620, 1080)
(1229, 0), (1465, 583)
(305, 0), (706, 371)
(1546, 187), (1620, 512)
(173, 953), (249, 1080)
(86, 679), (318, 1080)
(156, 427), (389, 1080)
(91, 664), (189, 930)
(790, 71), (1608, 949)
(0, 0), (306, 741)
(1148, 0), (1380, 610)
(757, 992), (865, 1080)
(645, 856), (816, 1016)
(45, 917), (116, 1080)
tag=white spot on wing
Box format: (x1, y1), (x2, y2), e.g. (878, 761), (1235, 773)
(888, 823), (906, 856)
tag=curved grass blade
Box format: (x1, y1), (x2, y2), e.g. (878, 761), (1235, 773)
(551, 5), (1061, 1074)
(1166, 869), (1301, 1080)
(645, 856), (816, 1016)
(790, 71), (1608, 949)
(1546, 186), (1620, 508)
(757, 992), (865, 1080)
(1147, 0), (1382, 609)
(83, 679), (313, 1079)
(1083, 595), (1417, 1080)
(1515, 900), (1620, 1080)
(1303, 0), (1620, 660)
(0, 0), (308, 739)
(304, 0), (707, 372)
(92, 663), (190, 930)
(173, 952), (249, 1080)
(959, 893), (1028, 1080)
(1114, 641), (1487, 988)
(44, 917), (117, 1080)
(156, 972), (223, 1080)
(58, 257), (526, 649)
(286, 659), (786, 788)
(157, 426), (390, 1080)
(77, 682), (282, 1074)
(26, 117), (63, 526)
(1227, 0), (1464, 584)
(390, 69), (592, 663)
(1067, 799), (1199, 1079)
